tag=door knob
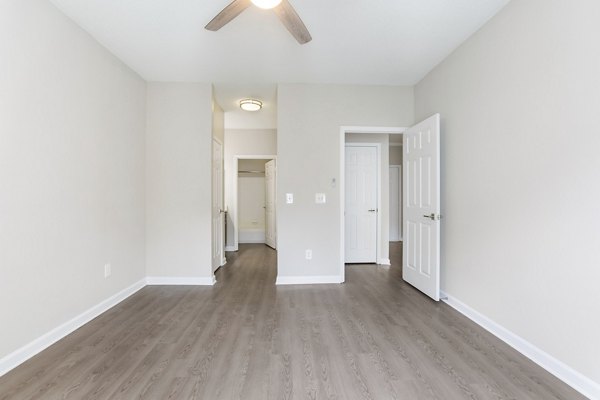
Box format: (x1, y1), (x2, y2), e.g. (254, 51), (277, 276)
(423, 213), (441, 220)
(368, 209), (377, 212)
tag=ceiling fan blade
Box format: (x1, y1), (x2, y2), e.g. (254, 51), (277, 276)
(273, 0), (312, 44)
(205, 0), (252, 31)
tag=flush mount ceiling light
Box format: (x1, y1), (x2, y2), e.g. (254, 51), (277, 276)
(240, 99), (263, 112)
(250, 0), (282, 10)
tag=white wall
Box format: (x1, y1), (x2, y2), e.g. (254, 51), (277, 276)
(145, 83), (214, 279)
(415, 0), (600, 390)
(277, 84), (413, 281)
(0, 0), (146, 360)
(224, 129), (277, 249)
(345, 133), (390, 263)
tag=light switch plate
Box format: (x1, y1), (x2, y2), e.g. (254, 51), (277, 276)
(286, 193), (294, 204)
(315, 193), (326, 204)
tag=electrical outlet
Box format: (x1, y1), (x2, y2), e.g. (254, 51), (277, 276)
(305, 249), (312, 260)
(315, 193), (326, 204)
(286, 193), (294, 204)
(104, 263), (111, 278)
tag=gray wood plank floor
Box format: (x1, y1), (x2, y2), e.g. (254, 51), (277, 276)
(0, 243), (585, 399)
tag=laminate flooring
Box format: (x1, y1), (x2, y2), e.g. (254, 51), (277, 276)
(0, 243), (586, 399)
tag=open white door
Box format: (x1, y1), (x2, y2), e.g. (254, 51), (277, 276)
(212, 139), (225, 272)
(403, 114), (441, 301)
(265, 160), (277, 249)
(345, 145), (378, 263)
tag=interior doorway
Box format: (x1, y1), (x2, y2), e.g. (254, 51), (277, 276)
(339, 115), (441, 302)
(340, 127), (405, 281)
(233, 156), (277, 250)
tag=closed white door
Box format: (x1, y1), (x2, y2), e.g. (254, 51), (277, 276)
(389, 165), (401, 241)
(403, 114), (441, 301)
(345, 145), (377, 263)
(212, 139), (224, 272)
(265, 160), (277, 249)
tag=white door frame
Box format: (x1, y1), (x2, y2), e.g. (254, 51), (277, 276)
(339, 126), (406, 282)
(232, 155), (277, 251)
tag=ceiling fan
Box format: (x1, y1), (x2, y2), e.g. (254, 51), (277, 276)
(205, 0), (312, 44)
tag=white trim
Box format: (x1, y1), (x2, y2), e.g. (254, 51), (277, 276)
(232, 155), (277, 252)
(441, 291), (600, 400)
(340, 126), (406, 283)
(0, 279), (146, 378)
(378, 258), (391, 266)
(225, 246), (236, 252)
(276, 275), (344, 285)
(146, 276), (216, 286)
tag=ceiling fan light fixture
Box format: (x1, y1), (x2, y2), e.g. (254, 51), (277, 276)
(250, 0), (282, 9)
(240, 99), (263, 112)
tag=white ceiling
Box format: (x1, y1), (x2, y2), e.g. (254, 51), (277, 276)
(48, 0), (509, 127)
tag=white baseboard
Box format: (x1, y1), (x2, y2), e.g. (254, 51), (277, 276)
(276, 275), (344, 285)
(0, 278), (146, 378)
(146, 276), (216, 286)
(441, 291), (600, 400)
(225, 246), (236, 252)
(378, 258), (391, 265)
